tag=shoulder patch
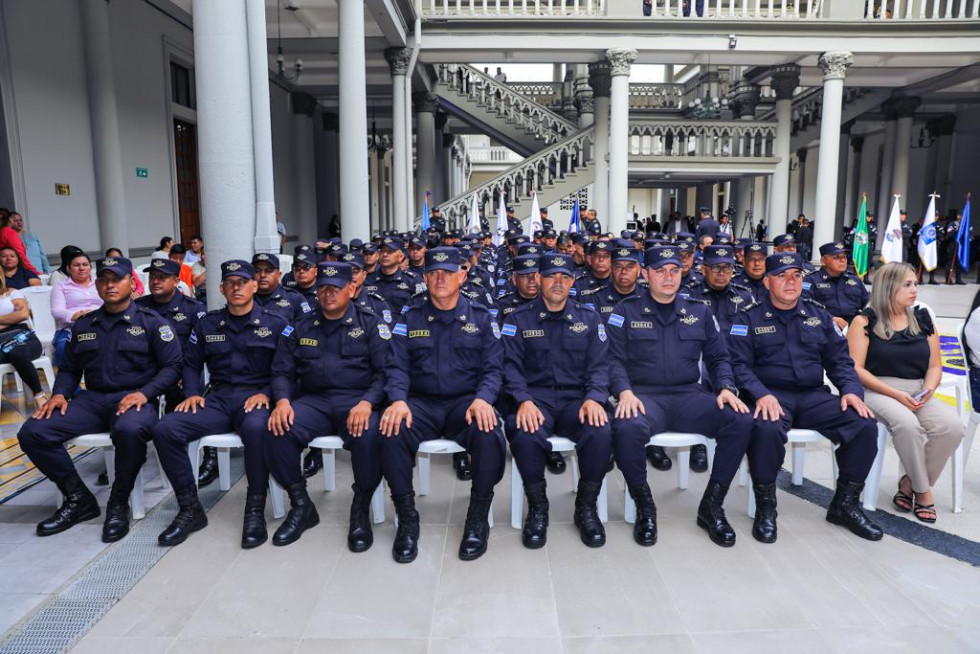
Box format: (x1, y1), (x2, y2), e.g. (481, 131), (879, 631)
(189, 331), (198, 344)
(382, 309), (392, 324)
(597, 323), (607, 342)
(377, 323), (391, 340)
(608, 313), (625, 328)
(501, 323), (517, 337)
(491, 322), (501, 339)
(158, 325), (174, 342)
(282, 325), (294, 337)
(729, 324), (748, 337)
(392, 323), (408, 336)
(300, 301), (312, 314)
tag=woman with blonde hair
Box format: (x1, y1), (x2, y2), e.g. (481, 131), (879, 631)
(847, 262), (963, 522)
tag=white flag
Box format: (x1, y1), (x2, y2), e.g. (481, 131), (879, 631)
(917, 194), (939, 272)
(880, 195), (904, 264)
(467, 194), (481, 235)
(493, 188), (507, 247)
(526, 192), (542, 238)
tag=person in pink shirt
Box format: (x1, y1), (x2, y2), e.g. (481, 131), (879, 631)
(0, 213), (38, 275)
(51, 252), (102, 365)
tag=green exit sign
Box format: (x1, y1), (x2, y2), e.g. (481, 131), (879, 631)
(136, 167), (148, 178)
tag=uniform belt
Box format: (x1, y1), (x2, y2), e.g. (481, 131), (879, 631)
(530, 385), (583, 392)
(211, 382), (269, 392)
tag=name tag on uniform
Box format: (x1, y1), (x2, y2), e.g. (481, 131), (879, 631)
(408, 329), (430, 338)
(205, 334), (226, 343)
(754, 325), (777, 335)
(76, 332), (97, 342)
(522, 330), (544, 338)
(299, 338), (318, 347)
(630, 321), (653, 329)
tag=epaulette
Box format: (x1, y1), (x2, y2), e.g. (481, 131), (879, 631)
(802, 296), (827, 310)
(578, 286), (602, 297)
(510, 302), (536, 317)
(368, 292), (386, 302)
(681, 295), (711, 306)
(573, 299), (601, 316)
(738, 299), (762, 313)
(729, 281), (752, 293)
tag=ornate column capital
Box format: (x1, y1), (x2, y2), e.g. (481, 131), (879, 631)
(577, 93), (595, 115)
(927, 113), (957, 137)
(729, 80), (761, 119)
(851, 136), (865, 154)
(605, 48), (637, 77)
(413, 92), (439, 114)
(818, 51), (854, 81)
(769, 64), (801, 100)
(384, 47), (412, 76)
(882, 95), (921, 120)
(588, 61), (612, 98)
(796, 147), (808, 163)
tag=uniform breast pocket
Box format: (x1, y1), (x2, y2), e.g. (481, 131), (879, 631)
(407, 336), (434, 368)
(246, 340), (277, 369)
(341, 337), (369, 361)
(116, 338), (150, 369)
(677, 325), (707, 358)
(755, 327), (787, 356)
(453, 334), (484, 367)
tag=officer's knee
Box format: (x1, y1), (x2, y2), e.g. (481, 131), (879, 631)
(611, 416), (647, 442)
(238, 412), (269, 443)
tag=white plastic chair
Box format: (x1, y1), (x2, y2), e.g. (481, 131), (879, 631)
(187, 433), (285, 519)
(510, 435), (608, 529)
(22, 286), (54, 354)
(417, 438), (494, 528)
(278, 254), (294, 274)
(624, 432), (716, 524)
(306, 435), (385, 523)
(0, 354), (55, 413)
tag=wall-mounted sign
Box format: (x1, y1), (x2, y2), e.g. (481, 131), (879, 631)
(136, 167), (148, 178)
(54, 183), (70, 196)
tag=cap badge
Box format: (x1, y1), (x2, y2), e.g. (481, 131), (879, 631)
(324, 267), (338, 277)
(226, 262), (241, 271)
(103, 258), (117, 266)
(780, 256), (794, 264)
(662, 248), (674, 258)
(433, 252), (449, 262)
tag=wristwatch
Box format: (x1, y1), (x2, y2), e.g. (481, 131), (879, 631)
(721, 384), (740, 397)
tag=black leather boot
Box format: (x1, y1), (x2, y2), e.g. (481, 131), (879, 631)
(101, 485), (131, 543)
(645, 445), (672, 471)
(452, 452), (472, 481)
(697, 479), (736, 547)
(574, 479), (606, 548)
(347, 484), (374, 553)
(521, 480), (549, 549)
(392, 492), (420, 563)
(689, 444), (709, 473)
(241, 489), (269, 549)
(302, 449), (323, 478)
(272, 482), (320, 546)
(158, 486), (208, 547)
(826, 480), (883, 541)
(459, 491), (493, 561)
(197, 446), (219, 487)
(545, 451), (567, 474)
(629, 483), (658, 546)
(752, 483), (778, 544)
(37, 473), (100, 537)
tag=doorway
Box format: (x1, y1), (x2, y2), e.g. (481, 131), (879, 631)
(173, 119), (200, 243)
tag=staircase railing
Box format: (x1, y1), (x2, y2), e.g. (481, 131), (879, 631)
(427, 126), (595, 226)
(628, 119), (777, 158)
(436, 64), (577, 145)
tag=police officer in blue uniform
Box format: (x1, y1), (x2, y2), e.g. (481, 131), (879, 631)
(608, 246), (753, 547)
(266, 262), (389, 551)
(366, 236), (422, 315)
(675, 240), (704, 289)
(728, 252), (882, 543)
(253, 252), (312, 323)
(734, 242), (768, 297)
(151, 260), (289, 548)
(683, 245), (755, 332)
(20, 257), (183, 541)
(380, 247), (506, 563)
(495, 257), (539, 320)
(579, 243), (644, 319)
(572, 240), (614, 297)
(406, 235), (428, 276)
(773, 233), (817, 273)
(805, 242), (870, 329)
(502, 254), (611, 549)
(288, 250), (319, 306)
(281, 245), (313, 290)
(341, 251), (393, 324)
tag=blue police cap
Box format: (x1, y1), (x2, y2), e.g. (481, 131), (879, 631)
(512, 254), (540, 275)
(703, 245), (736, 266)
(589, 241), (613, 255)
(819, 241), (847, 256)
(571, 233), (589, 245)
(533, 229), (545, 239)
(734, 237), (753, 250)
(148, 258), (180, 276)
(327, 243), (348, 256)
(340, 251), (365, 269)
(316, 262), (352, 288)
(96, 256), (133, 278)
(509, 235), (529, 246)
(252, 252), (280, 269)
(538, 253), (575, 277)
(381, 236), (403, 251)
(294, 244), (313, 256)
(406, 235), (425, 249)
(424, 246), (461, 272)
(517, 243), (543, 256)
(644, 238), (667, 249)
(611, 243), (641, 263)
(675, 242), (693, 254)
(221, 260), (254, 280)
(544, 228), (557, 238)
(773, 233), (796, 247)
(457, 243), (473, 258)
(766, 252), (805, 275)
(293, 252), (316, 267)
(361, 242), (379, 254)
(644, 246), (682, 269)
(674, 232), (696, 244)
(349, 238), (363, 250)
(744, 242), (768, 257)
(716, 236), (732, 245)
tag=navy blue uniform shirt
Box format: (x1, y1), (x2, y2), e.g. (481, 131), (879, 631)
(803, 269), (869, 322)
(254, 285), (313, 323)
(135, 291), (206, 355)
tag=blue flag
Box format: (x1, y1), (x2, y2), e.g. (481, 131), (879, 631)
(958, 195), (971, 272)
(420, 191), (431, 233)
(569, 197), (580, 233)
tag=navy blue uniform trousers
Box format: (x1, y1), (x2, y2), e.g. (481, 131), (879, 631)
(264, 392), (382, 493)
(747, 388), (878, 485)
(150, 388), (270, 492)
(381, 394), (506, 497)
(19, 390), (159, 492)
(612, 387), (753, 489)
(507, 392), (612, 485)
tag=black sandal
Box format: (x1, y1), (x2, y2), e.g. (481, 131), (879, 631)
(892, 475), (913, 513)
(913, 503), (937, 524)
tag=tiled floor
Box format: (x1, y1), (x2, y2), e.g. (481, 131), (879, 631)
(0, 283), (978, 653)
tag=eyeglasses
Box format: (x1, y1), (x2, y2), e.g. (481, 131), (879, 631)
(705, 265), (734, 274)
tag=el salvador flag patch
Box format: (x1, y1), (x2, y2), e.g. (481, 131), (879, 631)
(802, 281), (812, 291)
(729, 324), (748, 337)
(501, 324), (517, 337)
(392, 323), (408, 336)
(608, 313), (625, 328)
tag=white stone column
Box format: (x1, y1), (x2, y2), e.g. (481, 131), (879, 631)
(385, 48), (411, 234)
(80, 0), (128, 253)
(588, 62), (611, 228)
(796, 148), (808, 218)
(338, 0), (370, 242)
(735, 176), (753, 235)
(414, 93), (437, 217)
(369, 150), (380, 234)
(193, 0), (255, 307)
(888, 96), (921, 210)
(605, 48), (635, 237)
(812, 51), (854, 257)
(245, 0), (278, 253)
(291, 109), (317, 247)
(405, 84), (415, 226)
(876, 116), (897, 221)
(844, 136), (863, 226)
(767, 64), (799, 231)
(375, 146), (389, 233)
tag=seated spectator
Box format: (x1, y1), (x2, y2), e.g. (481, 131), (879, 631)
(156, 236), (174, 254)
(104, 248), (144, 297)
(847, 262), (964, 523)
(47, 245), (86, 288)
(168, 244), (195, 293)
(50, 251), (102, 365)
(183, 234), (204, 266)
(964, 287), (980, 410)
(9, 211), (50, 274)
(0, 276), (46, 409)
(191, 249), (206, 303)
(0, 247), (41, 289)
(0, 211), (38, 276)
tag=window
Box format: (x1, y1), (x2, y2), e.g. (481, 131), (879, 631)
(170, 61), (196, 109)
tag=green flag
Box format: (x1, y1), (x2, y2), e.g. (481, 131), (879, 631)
(853, 195), (869, 278)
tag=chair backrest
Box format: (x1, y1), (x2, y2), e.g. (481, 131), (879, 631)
(278, 254), (293, 274)
(137, 270), (150, 294)
(21, 285), (55, 342)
